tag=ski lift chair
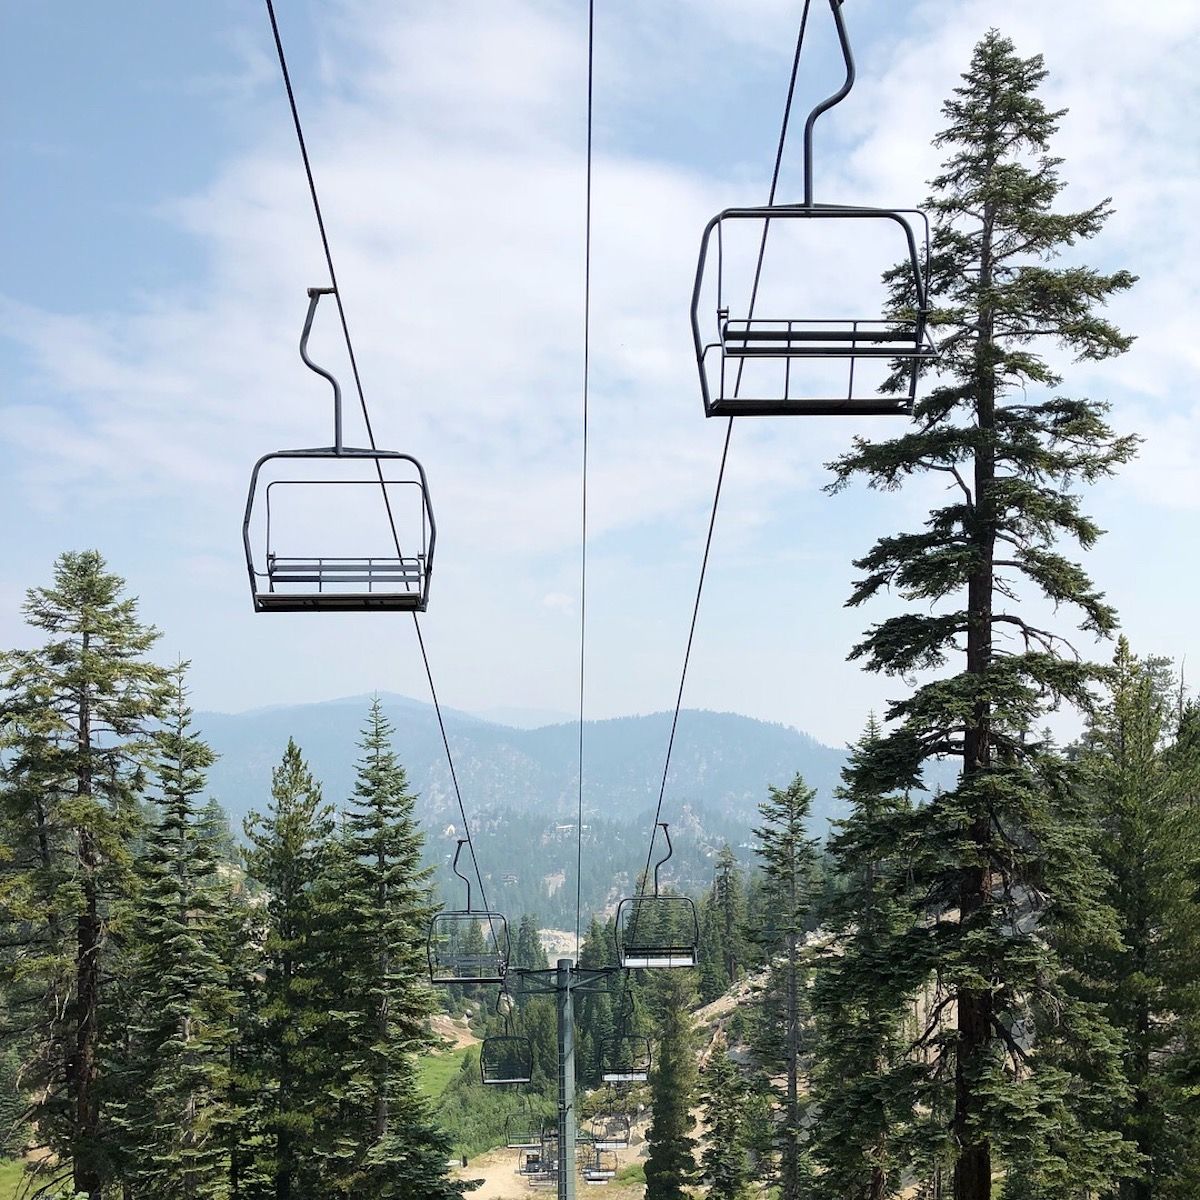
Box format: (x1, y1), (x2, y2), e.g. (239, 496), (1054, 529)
(600, 992), (652, 1083)
(481, 993), (534, 1086)
(589, 1114), (631, 1152)
(427, 841), (510, 984)
(581, 1150), (618, 1183)
(615, 824), (699, 968)
(506, 1106), (543, 1150)
(244, 287), (436, 611)
(691, 0), (937, 417)
(481, 1032), (534, 1086)
(517, 1149), (543, 1176)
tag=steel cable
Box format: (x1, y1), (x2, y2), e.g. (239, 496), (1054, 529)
(632, 0), (816, 908)
(574, 0), (596, 963)
(263, 0), (498, 933)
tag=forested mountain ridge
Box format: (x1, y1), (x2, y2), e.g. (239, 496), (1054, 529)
(195, 694), (853, 830)
(194, 694), (861, 925)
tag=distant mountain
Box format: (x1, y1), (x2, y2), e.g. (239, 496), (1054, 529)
(193, 693), (948, 926)
(194, 693), (850, 833)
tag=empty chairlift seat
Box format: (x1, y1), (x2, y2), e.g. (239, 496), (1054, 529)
(616, 894), (699, 969)
(599, 1034), (650, 1084)
(581, 1150), (618, 1184)
(481, 1034), (534, 1086)
(615, 823), (699, 969)
(506, 1112), (543, 1150)
(690, 0), (937, 417)
(589, 1114), (631, 1151)
(244, 287), (436, 612)
(427, 840), (510, 984)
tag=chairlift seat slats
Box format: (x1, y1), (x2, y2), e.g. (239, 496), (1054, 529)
(266, 556), (425, 585)
(721, 319), (933, 357)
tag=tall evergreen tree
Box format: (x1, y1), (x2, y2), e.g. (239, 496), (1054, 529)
(826, 31), (1138, 1200)
(810, 717), (926, 1199)
(242, 739), (335, 1200)
(513, 914), (550, 974)
(699, 1032), (750, 1200)
(109, 664), (236, 1199)
(643, 968), (699, 1200)
(316, 700), (468, 1198)
(750, 774), (819, 1200)
(1077, 641), (1200, 1199)
(0, 550), (172, 1199)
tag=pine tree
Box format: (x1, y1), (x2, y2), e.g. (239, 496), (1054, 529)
(698, 847), (747, 1004)
(513, 914), (550, 973)
(699, 1032), (750, 1200)
(242, 739), (335, 1200)
(0, 550), (172, 1199)
(109, 663), (236, 1199)
(714, 846), (745, 986)
(810, 717), (927, 1198)
(750, 774), (819, 1200)
(643, 968), (699, 1200)
(1077, 641), (1200, 1199)
(825, 31), (1138, 1200)
(315, 699), (467, 1198)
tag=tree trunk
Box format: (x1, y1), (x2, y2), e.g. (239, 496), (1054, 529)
(376, 836), (389, 1140)
(783, 827), (801, 1200)
(955, 195), (997, 1200)
(70, 660), (103, 1200)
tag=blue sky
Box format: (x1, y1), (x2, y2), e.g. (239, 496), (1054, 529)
(2, 0), (1198, 747)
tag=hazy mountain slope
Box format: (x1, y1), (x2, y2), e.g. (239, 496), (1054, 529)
(194, 694), (849, 831)
(192, 693), (953, 925)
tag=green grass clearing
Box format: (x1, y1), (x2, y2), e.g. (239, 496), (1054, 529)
(614, 1162), (645, 1185)
(417, 1043), (473, 1100)
(0, 1159), (26, 1200)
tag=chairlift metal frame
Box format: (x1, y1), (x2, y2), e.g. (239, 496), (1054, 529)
(481, 1032), (534, 1086)
(243, 287), (436, 611)
(588, 1113), (631, 1151)
(506, 1103), (543, 1150)
(427, 840), (510, 984)
(615, 824), (699, 968)
(600, 991), (652, 1083)
(691, 0), (937, 417)
(581, 1149), (618, 1183)
(481, 989), (534, 1086)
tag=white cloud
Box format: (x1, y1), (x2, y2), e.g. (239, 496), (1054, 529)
(2, 0), (1196, 741)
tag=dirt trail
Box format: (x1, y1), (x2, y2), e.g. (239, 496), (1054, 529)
(453, 1119), (648, 1199)
(431, 1013), (479, 1050)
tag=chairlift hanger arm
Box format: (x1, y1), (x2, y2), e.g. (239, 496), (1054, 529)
(803, 0), (854, 207)
(298, 286), (344, 453)
(451, 838), (472, 910)
(652, 821), (673, 895)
